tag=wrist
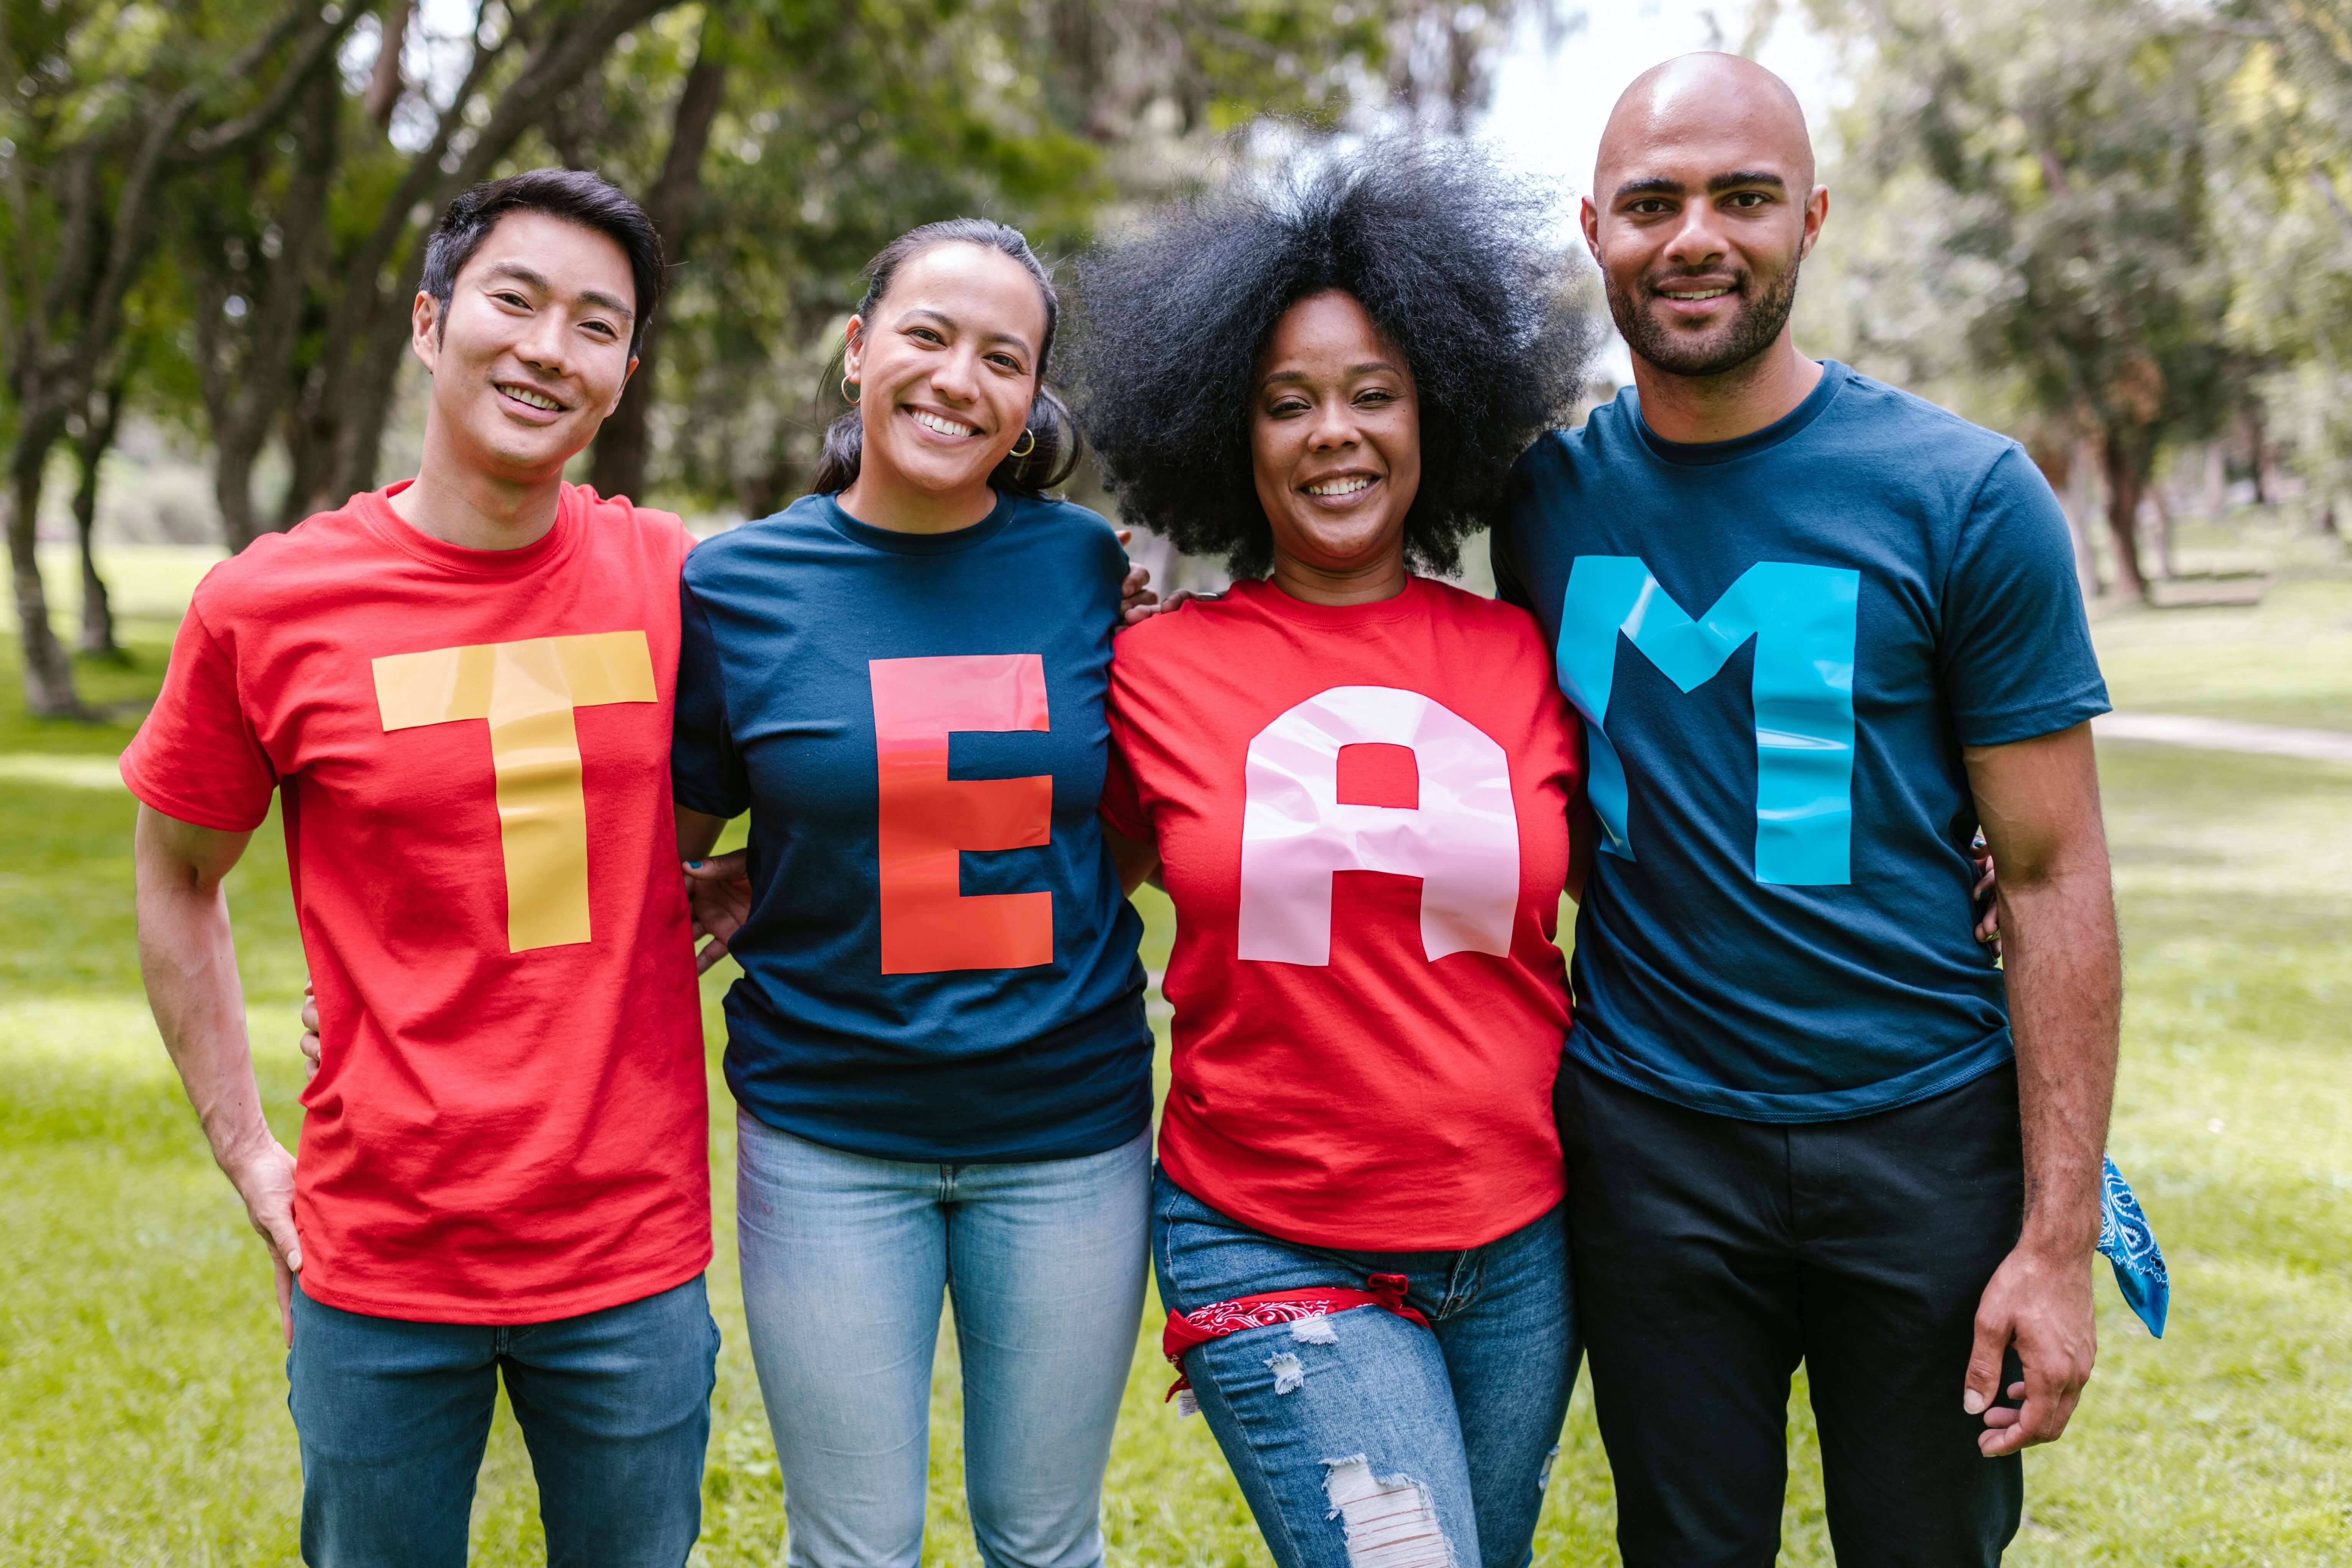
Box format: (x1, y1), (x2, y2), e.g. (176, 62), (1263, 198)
(2016, 1213), (2099, 1262)
(212, 1123), (285, 1182)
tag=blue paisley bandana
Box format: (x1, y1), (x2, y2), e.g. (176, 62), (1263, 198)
(2098, 1156), (2169, 1338)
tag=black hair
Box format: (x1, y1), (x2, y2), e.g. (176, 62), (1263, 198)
(1067, 139), (1598, 577)
(810, 217), (1080, 497)
(420, 168), (665, 359)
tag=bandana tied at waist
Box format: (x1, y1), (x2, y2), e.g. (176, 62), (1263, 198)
(1161, 1273), (1432, 1412)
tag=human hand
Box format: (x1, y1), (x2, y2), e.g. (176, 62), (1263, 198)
(298, 982), (321, 1079)
(220, 1135), (302, 1346)
(685, 851), (752, 974)
(1964, 1239), (2096, 1456)
(1972, 829), (2001, 954)
(1116, 529), (1160, 627)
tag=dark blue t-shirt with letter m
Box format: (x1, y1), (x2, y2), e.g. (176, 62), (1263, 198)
(1495, 361), (2109, 1122)
(673, 489), (1150, 1163)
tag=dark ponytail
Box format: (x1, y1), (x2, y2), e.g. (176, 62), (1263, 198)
(812, 217), (1081, 497)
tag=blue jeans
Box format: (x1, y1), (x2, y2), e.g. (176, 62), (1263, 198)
(735, 1111), (1150, 1568)
(286, 1275), (718, 1568)
(1152, 1170), (1577, 1568)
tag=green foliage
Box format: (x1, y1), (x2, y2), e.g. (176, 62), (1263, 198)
(627, 0), (1464, 515)
(2217, 3), (2352, 506)
(1815, 0), (2239, 443)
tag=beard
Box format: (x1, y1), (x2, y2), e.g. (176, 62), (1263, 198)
(1606, 244), (1804, 379)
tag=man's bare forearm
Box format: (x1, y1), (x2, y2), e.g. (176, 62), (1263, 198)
(133, 807), (273, 1173)
(1998, 865), (2120, 1253)
(1967, 723), (2121, 1257)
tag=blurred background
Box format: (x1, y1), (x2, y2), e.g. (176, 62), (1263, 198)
(2, 0), (2345, 1562)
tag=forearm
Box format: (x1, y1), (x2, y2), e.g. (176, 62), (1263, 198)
(135, 849), (273, 1173)
(1998, 865), (2120, 1254)
(1103, 821), (1161, 897)
(1565, 802), (1597, 905)
(676, 805), (729, 860)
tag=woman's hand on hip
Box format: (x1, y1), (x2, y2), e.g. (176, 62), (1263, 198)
(686, 852), (753, 973)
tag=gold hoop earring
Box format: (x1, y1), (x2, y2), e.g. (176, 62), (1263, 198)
(840, 376), (860, 405)
(1008, 428), (1037, 459)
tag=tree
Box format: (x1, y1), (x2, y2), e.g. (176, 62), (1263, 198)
(637, 0), (1572, 515)
(588, 12), (726, 503)
(1813, 0), (2245, 601)
(177, 53), (342, 552)
(274, 0), (688, 528)
(2217, 2), (2352, 520)
(2, 0), (360, 716)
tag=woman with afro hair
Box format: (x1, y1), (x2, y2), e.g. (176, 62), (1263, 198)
(1069, 142), (1599, 1568)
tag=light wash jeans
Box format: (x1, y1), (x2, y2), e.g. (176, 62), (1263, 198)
(1152, 1170), (1578, 1568)
(735, 1110), (1150, 1568)
(287, 1275), (717, 1568)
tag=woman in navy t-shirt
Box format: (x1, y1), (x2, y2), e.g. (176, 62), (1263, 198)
(673, 220), (1152, 1568)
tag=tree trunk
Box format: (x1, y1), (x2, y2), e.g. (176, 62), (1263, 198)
(2242, 404), (2271, 506)
(2062, 437), (2103, 600)
(72, 382), (127, 656)
(2101, 432), (2150, 603)
(8, 442), (86, 717)
(366, 0), (411, 127)
(589, 30), (726, 504)
(2, 2), (361, 717)
(201, 60), (339, 549)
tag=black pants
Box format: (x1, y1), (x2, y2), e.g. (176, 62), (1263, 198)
(1559, 1059), (2026, 1568)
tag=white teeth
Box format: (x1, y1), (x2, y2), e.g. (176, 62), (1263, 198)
(500, 384), (561, 410)
(910, 409), (978, 437)
(1662, 287), (1732, 301)
(1305, 476), (1373, 497)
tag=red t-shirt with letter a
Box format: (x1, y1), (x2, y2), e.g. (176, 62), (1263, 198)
(1102, 576), (1582, 1252)
(120, 482), (709, 1323)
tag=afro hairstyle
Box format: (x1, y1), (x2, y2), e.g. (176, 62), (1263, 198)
(1066, 138), (1598, 578)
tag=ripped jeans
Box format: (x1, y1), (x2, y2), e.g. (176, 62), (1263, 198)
(1151, 1169), (1577, 1568)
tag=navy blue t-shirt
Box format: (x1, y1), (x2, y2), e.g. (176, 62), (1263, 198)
(1495, 361), (2109, 1122)
(673, 489), (1150, 1162)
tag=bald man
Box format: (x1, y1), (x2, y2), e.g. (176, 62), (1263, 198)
(1492, 54), (2121, 1566)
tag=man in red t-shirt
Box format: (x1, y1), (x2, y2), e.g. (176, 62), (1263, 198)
(125, 171), (716, 1567)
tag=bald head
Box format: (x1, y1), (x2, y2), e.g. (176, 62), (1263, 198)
(1597, 53), (1814, 202)
(1580, 52), (1827, 385)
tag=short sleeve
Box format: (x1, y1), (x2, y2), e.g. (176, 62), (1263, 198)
(1490, 526), (1534, 612)
(119, 600), (278, 832)
(1097, 652), (1153, 844)
(670, 570), (751, 820)
(1939, 446), (2112, 747)
(1491, 450), (1543, 612)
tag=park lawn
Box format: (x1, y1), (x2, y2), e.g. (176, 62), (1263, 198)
(2, 556), (2348, 1565)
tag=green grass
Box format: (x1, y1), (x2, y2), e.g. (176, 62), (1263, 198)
(2, 546), (2348, 1563)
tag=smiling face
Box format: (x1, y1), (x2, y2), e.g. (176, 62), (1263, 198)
(1250, 290), (1422, 581)
(1584, 54), (1826, 379)
(842, 242), (1048, 507)
(410, 209), (639, 481)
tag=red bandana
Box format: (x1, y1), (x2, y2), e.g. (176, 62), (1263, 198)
(1160, 1273), (1432, 1404)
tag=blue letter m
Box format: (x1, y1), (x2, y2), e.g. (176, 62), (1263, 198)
(1557, 557), (1860, 885)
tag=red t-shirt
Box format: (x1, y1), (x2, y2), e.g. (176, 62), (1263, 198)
(120, 482), (709, 1323)
(1102, 576), (1582, 1252)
